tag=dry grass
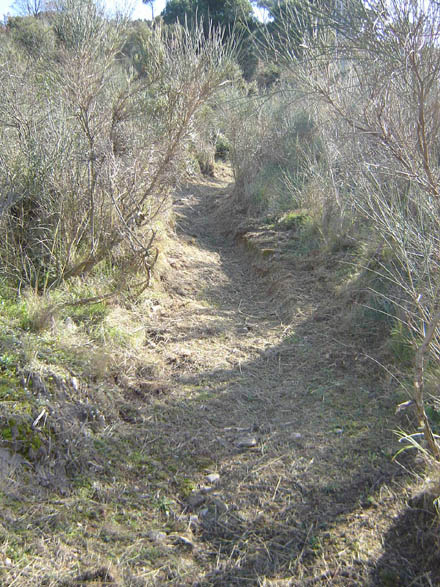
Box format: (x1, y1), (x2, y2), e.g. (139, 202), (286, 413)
(0, 166), (438, 585)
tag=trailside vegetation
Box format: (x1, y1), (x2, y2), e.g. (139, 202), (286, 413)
(225, 0), (440, 466)
(0, 1), (237, 293)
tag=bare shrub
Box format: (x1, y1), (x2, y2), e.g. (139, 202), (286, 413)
(0, 3), (237, 292)
(263, 0), (440, 460)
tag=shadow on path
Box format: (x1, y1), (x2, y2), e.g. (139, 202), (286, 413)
(119, 173), (424, 584)
(370, 491), (440, 586)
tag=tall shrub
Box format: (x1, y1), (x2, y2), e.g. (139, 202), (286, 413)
(266, 0), (440, 459)
(0, 2), (237, 291)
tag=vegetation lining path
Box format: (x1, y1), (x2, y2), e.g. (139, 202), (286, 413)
(134, 169), (429, 585)
(1, 170), (437, 586)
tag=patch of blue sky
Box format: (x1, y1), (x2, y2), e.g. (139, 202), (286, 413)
(0, 0), (266, 26)
(0, 0), (164, 21)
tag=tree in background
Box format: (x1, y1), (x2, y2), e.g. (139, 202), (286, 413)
(256, 0), (343, 59)
(144, 0), (154, 20)
(161, 0), (253, 32)
(12, 0), (46, 17)
(158, 0), (258, 78)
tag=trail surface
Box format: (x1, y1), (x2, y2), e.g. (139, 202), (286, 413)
(1, 170), (436, 587)
(139, 170), (422, 585)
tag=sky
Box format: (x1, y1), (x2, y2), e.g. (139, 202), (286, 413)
(0, 0), (167, 22)
(0, 0), (267, 28)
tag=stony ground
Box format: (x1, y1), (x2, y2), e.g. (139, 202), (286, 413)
(1, 168), (439, 585)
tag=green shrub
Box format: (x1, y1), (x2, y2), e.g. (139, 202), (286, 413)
(215, 133), (230, 160)
(7, 15), (55, 55)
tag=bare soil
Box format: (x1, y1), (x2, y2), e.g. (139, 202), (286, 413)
(1, 168), (439, 586)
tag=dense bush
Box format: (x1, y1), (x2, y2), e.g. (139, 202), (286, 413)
(225, 89), (322, 215)
(226, 0), (440, 461)
(0, 1), (236, 292)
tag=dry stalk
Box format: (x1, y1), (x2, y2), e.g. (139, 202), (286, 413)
(414, 308), (440, 461)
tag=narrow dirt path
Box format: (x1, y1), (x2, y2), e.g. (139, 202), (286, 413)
(134, 170), (424, 585)
(0, 173), (434, 587)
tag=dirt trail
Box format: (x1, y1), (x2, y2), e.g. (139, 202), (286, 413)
(1, 171), (436, 587)
(137, 170), (427, 585)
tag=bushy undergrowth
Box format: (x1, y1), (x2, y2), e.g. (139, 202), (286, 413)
(225, 91), (322, 216)
(0, 1), (239, 480)
(226, 0), (440, 464)
(0, 1), (236, 292)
